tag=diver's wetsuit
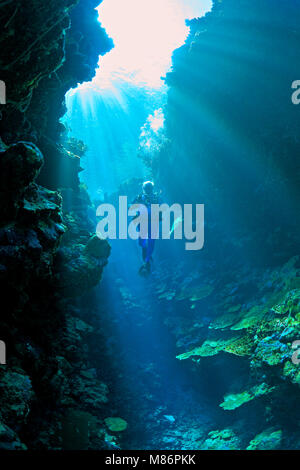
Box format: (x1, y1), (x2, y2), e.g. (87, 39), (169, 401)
(139, 225), (155, 264)
(134, 192), (160, 265)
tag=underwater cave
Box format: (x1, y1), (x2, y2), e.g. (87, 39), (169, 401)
(0, 0), (300, 455)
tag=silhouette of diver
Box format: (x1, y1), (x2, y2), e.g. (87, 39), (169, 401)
(133, 181), (160, 276)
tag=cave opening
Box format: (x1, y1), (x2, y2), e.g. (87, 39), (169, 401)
(63, 0), (212, 197)
(62, 0), (217, 450)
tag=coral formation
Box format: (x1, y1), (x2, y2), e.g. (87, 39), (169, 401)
(246, 428), (283, 450)
(152, 253), (300, 448)
(105, 418), (128, 433)
(200, 429), (241, 450)
(220, 383), (275, 411)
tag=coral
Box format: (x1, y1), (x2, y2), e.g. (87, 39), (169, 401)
(222, 335), (254, 357)
(230, 305), (267, 331)
(0, 142), (65, 327)
(176, 284), (214, 302)
(56, 242), (110, 297)
(158, 290), (176, 301)
(0, 142), (45, 221)
(85, 234), (111, 260)
(246, 428), (282, 450)
(0, 421), (27, 450)
(61, 409), (97, 450)
(220, 383), (275, 411)
(177, 333), (253, 360)
(282, 362), (300, 385)
(254, 337), (290, 367)
(271, 289), (300, 317)
(104, 418), (128, 433)
(209, 312), (239, 330)
(164, 254), (299, 448)
(0, 142), (43, 191)
(55, 192), (111, 298)
(200, 429), (241, 450)
(0, 370), (34, 427)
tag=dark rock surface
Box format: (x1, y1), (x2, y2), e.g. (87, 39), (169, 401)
(157, 0), (300, 265)
(0, 0), (112, 450)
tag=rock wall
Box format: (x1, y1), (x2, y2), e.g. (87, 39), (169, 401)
(157, 0), (300, 265)
(145, 0), (300, 449)
(0, 0), (112, 449)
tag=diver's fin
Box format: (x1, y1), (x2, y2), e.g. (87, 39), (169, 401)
(138, 262), (151, 277)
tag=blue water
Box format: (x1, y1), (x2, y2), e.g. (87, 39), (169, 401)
(62, 0), (300, 450)
(64, 2), (215, 449)
(64, 0), (212, 197)
(93, 239), (220, 449)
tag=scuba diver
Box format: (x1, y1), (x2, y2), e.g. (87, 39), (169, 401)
(133, 181), (161, 276)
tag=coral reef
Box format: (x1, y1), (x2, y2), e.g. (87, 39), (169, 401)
(148, 254), (300, 449)
(200, 429), (241, 450)
(246, 428), (283, 451)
